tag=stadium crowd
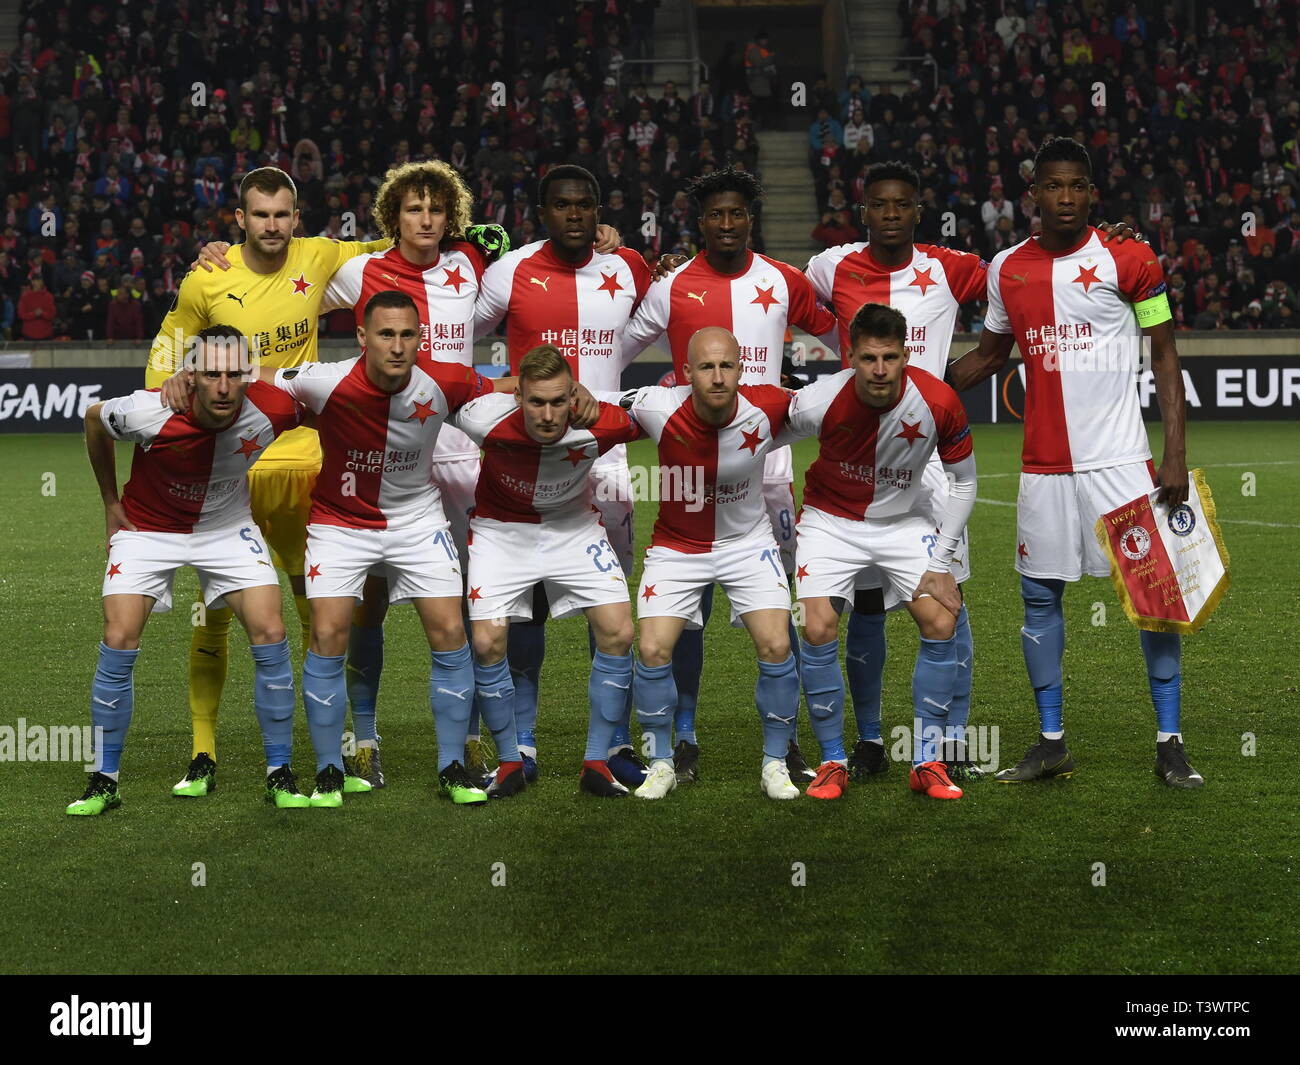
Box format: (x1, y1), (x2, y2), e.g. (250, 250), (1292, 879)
(810, 0), (1300, 330)
(1, 0), (771, 343)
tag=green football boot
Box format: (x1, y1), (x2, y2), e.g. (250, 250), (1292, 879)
(438, 760), (488, 805)
(310, 764), (346, 808)
(343, 743), (385, 789)
(265, 765), (310, 808)
(172, 752), (217, 797)
(67, 772), (121, 816)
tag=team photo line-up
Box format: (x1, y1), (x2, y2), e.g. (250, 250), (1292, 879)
(69, 134), (1204, 816)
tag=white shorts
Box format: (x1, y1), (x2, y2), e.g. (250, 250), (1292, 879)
(1017, 460), (1157, 581)
(795, 505), (937, 610)
(467, 511), (630, 622)
(591, 457), (634, 574)
(637, 525), (792, 629)
(432, 454), (479, 563)
(852, 458), (970, 600)
(305, 515), (463, 604)
(763, 480), (796, 575)
(103, 523), (279, 613)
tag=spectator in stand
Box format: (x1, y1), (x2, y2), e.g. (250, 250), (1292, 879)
(105, 282), (143, 340)
(981, 188), (1014, 241)
(812, 204), (857, 249)
(18, 275), (55, 340)
(70, 270), (100, 340)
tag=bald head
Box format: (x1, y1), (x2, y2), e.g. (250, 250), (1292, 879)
(683, 326), (742, 423)
(686, 326), (740, 368)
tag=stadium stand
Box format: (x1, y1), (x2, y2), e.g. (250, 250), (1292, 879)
(0, 0), (761, 343)
(815, 0), (1300, 330)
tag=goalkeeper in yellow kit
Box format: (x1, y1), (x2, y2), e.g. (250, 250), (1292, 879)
(148, 166), (392, 796)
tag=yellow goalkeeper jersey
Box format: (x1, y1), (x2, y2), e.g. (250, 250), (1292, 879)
(147, 235), (390, 469)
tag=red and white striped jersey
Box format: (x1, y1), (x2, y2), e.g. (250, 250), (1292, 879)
(780, 366), (974, 521)
(100, 382), (301, 533)
(272, 357), (493, 529)
(473, 239), (651, 393)
(324, 239), (487, 461)
(804, 242), (988, 377)
(623, 250), (837, 384)
(451, 393), (641, 523)
(615, 384), (792, 554)
(983, 227), (1163, 473)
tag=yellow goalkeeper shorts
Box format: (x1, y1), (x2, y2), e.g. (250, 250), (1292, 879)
(248, 465), (319, 577)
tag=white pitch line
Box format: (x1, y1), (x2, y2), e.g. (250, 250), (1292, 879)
(975, 497), (1016, 507)
(978, 461), (1299, 481)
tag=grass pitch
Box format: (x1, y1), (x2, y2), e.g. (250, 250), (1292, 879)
(0, 422), (1295, 974)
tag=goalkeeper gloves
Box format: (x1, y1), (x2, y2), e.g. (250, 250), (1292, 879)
(465, 223), (511, 262)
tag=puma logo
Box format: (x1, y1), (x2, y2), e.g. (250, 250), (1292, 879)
(478, 690), (505, 699)
(266, 683), (293, 690)
(196, 647), (219, 657)
(436, 686), (470, 701)
(530, 276), (550, 292)
(640, 706), (671, 717)
(847, 271), (867, 285)
(92, 696), (119, 708)
(602, 679), (631, 690)
(1009, 272), (1030, 286)
(305, 691), (336, 706)
(811, 702), (835, 714)
(686, 290), (706, 304)
(922, 696), (952, 713)
(765, 712), (795, 724)
(226, 292), (247, 307)
(1020, 628), (1042, 644)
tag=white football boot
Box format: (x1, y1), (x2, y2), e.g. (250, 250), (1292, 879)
(761, 759), (801, 800)
(634, 759), (678, 800)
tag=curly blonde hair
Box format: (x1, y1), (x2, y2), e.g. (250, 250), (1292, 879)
(373, 160), (473, 243)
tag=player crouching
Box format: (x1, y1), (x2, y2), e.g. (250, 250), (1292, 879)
(784, 304), (977, 800)
(613, 328), (804, 801)
(451, 345), (642, 797)
(70, 326), (310, 815)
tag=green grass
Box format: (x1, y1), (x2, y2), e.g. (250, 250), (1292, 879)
(0, 423), (1296, 974)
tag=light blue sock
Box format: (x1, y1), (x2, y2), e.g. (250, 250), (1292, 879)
(1021, 575), (1065, 735)
(507, 621), (544, 751)
(303, 650), (347, 772)
(589, 650), (634, 761)
(799, 638), (846, 762)
(946, 604), (973, 758)
(845, 610), (885, 742)
(912, 635), (957, 764)
(610, 685), (634, 751)
(250, 638), (294, 767)
(756, 654), (799, 760)
(431, 643), (475, 771)
(345, 624), (383, 743)
(634, 658), (676, 760)
(474, 657), (519, 762)
(671, 584), (713, 743)
(1141, 629), (1182, 734)
(91, 643), (138, 774)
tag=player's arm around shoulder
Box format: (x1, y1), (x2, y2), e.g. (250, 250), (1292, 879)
(146, 273), (210, 387)
(774, 369), (841, 446)
(446, 390), (514, 443)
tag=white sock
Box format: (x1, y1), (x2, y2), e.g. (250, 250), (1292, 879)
(356, 738), (377, 750)
(1042, 731), (1065, 741)
(1157, 731), (1181, 743)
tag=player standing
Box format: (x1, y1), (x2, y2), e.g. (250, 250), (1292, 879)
(321, 160), (497, 788)
(780, 304), (977, 800)
(621, 166), (838, 784)
(147, 167), (390, 798)
(473, 165), (652, 785)
(609, 327), (803, 802)
(266, 291), (511, 804)
(805, 160), (1135, 782)
(71, 327), (310, 814)
(947, 137), (1201, 788)
(451, 345), (642, 797)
